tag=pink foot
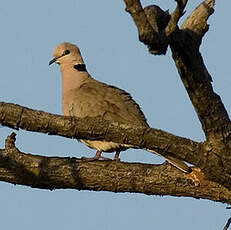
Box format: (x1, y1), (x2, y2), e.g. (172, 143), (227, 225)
(113, 151), (120, 161)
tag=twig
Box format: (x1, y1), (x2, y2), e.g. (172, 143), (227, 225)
(223, 218), (231, 230)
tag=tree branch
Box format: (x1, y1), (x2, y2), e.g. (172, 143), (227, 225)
(1, 132), (231, 204)
(181, 0), (215, 40)
(124, 0), (189, 54)
(223, 217), (231, 230)
(169, 0), (231, 146)
(124, 0), (169, 54)
(124, 0), (158, 43)
(0, 101), (201, 164)
(122, 0), (231, 188)
(1, 101), (231, 189)
(169, 0), (231, 189)
(165, 0), (188, 36)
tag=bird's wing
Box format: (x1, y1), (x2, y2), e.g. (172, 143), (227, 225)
(69, 80), (148, 127)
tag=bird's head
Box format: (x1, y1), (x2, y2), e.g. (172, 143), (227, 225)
(49, 42), (84, 66)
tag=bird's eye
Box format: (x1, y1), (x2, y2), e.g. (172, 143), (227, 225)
(63, 50), (70, 55)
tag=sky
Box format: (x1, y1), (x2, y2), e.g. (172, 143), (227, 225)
(0, 0), (230, 229)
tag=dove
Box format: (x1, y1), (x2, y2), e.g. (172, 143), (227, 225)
(49, 42), (191, 173)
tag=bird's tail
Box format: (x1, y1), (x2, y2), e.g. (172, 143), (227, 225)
(145, 149), (191, 173)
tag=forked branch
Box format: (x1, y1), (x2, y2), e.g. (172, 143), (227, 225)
(0, 0), (230, 201)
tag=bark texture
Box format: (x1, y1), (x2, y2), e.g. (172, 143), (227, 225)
(123, 0), (231, 189)
(0, 0), (231, 203)
(1, 133), (231, 204)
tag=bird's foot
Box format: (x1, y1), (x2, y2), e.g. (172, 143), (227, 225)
(113, 151), (120, 161)
(81, 150), (121, 161)
(81, 150), (112, 161)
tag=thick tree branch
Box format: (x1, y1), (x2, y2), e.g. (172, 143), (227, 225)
(0, 101), (202, 165)
(124, 0), (158, 43)
(169, 0), (231, 146)
(124, 0), (169, 54)
(170, 34), (231, 146)
(122, 0), (231, 188)
(1, 102), (231, 189)
(1, 133), (231, 204)
(182, 0), (215, 40)
(169, 0), (231, 189)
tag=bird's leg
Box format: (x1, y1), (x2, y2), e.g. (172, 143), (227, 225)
(81, 150), (111, 161)
(113, 151), (120, 161)
(81, 150), (102, 161)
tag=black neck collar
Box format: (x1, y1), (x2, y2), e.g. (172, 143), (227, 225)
(74, 64), (87, 72)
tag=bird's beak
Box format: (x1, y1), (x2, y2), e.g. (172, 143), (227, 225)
(49, 58), (57, 65)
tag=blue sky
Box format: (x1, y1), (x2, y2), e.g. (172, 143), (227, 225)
(0, 0), (230, 229)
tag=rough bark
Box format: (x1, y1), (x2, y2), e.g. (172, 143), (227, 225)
(1, 133), (231, 204)
(123, 0), (231, 188)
